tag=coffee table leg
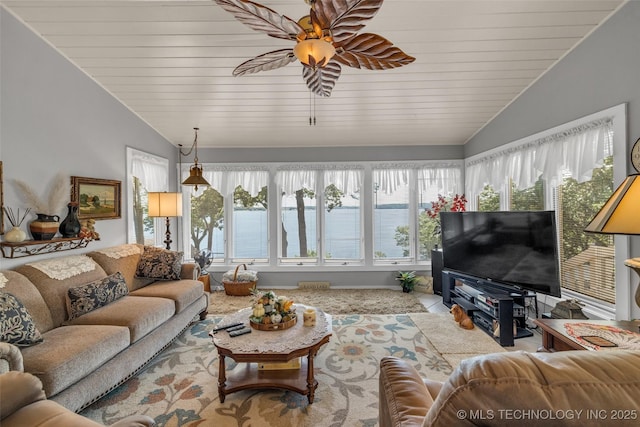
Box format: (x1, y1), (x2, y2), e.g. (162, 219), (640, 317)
(307, 351), (319, 404)
(218, 354), (227, 403)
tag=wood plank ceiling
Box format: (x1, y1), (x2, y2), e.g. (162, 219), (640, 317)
(1, 0), (626, 148)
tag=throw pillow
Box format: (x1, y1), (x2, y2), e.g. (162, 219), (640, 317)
(0, 291), (44, 347)
(66, 272), (129, 320)
(135, 246), (183, 281)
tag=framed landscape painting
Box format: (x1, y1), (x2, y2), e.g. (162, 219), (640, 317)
(71, 176), (121, 220)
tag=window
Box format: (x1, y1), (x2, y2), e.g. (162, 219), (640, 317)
(323, 169), (363, 262)
(373, 168), (411, 261)
(126, 148), (168, 246)
(181, 167), (269, 262)
(465, 105), (624, 313)
(181, 161), (462, 267)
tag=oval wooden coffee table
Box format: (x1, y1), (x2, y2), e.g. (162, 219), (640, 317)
(210, 304), (332, 404)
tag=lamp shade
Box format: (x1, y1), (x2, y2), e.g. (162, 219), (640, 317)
(294, 38), (336, 67)
(148, 192), (183, 218)
(584, 174), (640, 234)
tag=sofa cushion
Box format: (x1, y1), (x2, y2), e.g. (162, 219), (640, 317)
(66, 272), (129, 320)
(0, 291), (43, 347)
(130, 279), (204, 313)
(66, 295), (175, 343)
(86, 244), (155, 291)
(135, 246), (183, 281)
(14, 258), (108, 328)
(20, 325), (130, 398)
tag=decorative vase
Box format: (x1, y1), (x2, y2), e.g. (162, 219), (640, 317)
(59, 203), (81, 238)
(4, 226), (27, 242)
(29, 213), (60, 240)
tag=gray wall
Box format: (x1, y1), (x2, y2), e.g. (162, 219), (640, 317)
(0, 10), (177, 269)
(465, 1), (640, 159)
(195, 144), (463, 163)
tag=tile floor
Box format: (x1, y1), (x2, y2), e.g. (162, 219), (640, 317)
(417, 292), (541, 353)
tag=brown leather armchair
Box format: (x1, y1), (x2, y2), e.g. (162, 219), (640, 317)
(0, 371), (155, 427)
(379, 350), (640, 426)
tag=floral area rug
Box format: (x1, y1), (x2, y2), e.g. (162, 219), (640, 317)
(208, 288), (429, 315)
(80, 312), (500, 427)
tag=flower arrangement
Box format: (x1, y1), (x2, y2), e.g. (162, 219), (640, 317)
(424, 193), (467, 240)
(249, 290), (296, 326)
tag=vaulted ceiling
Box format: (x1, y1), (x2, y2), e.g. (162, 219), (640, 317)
(1, 0), (626, 148)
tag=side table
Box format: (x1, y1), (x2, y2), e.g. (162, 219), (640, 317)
(534, 318), (640, 352)
(198, 273), (211, 292)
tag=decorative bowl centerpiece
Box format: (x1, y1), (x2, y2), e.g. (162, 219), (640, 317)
(249, 290), (296, 331)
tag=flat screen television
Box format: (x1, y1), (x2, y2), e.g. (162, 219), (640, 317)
(440, 211), (561, 297)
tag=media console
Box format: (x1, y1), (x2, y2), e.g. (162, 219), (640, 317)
(442, 270), (535, 346)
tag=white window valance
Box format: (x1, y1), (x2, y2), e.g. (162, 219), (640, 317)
(275, 169), (316, 196)
(181, 164), (268, 197)
(373, 161), (463, 195)
(465, 118), (613, 196)
(131, 150), (168, 192)
(324, 169), (362, 195)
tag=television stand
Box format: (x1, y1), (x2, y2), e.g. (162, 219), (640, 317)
(442, 270), (534, 346)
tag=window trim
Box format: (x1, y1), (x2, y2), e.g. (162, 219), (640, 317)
(126, 147), (169, 247)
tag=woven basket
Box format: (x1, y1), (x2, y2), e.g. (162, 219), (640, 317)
(222, 264), (257, 296)
(250, 315), (297, 331)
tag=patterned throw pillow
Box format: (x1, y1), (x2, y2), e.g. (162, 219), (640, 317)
(135, 246), (183, 281)
(0, 291), (44, 347)
(67, 272), (129, 320)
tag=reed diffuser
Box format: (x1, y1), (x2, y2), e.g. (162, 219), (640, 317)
(3, 207), (30, 242)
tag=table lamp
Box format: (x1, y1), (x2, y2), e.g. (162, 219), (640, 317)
(584, 174), (640, 309)
(148, 192), (183, 250)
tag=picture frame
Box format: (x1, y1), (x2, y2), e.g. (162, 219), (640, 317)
(71, 176), (121, 220)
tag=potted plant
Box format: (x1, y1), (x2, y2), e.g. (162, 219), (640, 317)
(395, 271), (419, 293)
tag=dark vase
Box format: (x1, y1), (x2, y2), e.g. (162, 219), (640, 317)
(59, 203), (81, 238)
(30, 213), (60, 240)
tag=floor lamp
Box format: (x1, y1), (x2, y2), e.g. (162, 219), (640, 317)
(584, 174), (640, 310)
(148, 192), (183, 250)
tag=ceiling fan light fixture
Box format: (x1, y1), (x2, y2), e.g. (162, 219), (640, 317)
(294, 38), (335, 67)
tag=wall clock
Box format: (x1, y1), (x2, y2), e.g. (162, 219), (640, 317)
(632, 137), (640, 172)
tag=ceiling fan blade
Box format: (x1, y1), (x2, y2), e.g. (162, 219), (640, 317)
(302, 60), (342, 97)
(313, 0), (384, 42)
(233, 49), (297, 76)
(214, 0), (303, 41)
(334, 33), (415, 70)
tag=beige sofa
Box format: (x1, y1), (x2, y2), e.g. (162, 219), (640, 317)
(0, 371), (155, 426)
(0, 244), (208, 413)
(379, 350), (640, 426)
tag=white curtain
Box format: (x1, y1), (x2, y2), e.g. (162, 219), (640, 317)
(131, 151), (168, 192)
(275, 169), (316, 196)
(324, 169), (361, 195)
(373, 169), (409, 194)
(417, 165), (463, 194)
(465, 118), (613, 197)
(182, 165), (268, 197)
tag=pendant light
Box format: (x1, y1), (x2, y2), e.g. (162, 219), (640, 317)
(180, 127), (210, 191)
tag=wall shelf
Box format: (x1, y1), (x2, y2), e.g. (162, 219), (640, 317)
(0, 237), (91, 259)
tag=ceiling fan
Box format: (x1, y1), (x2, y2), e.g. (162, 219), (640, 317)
(214, 0), (415, 97)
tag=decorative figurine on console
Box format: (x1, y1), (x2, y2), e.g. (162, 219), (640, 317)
(450, 304), (474, 330)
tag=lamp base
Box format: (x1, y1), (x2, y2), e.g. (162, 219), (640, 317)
(163, 216), (172, 250)
(623, 259), (640, 308)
